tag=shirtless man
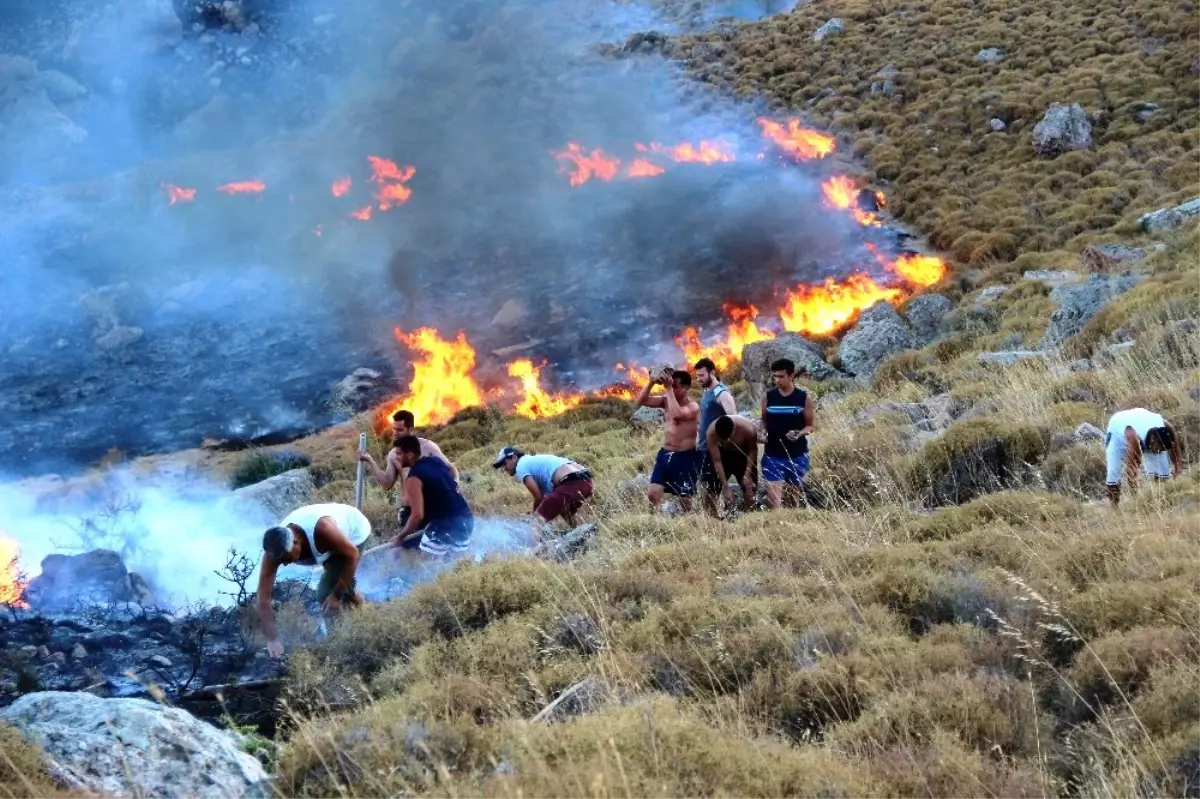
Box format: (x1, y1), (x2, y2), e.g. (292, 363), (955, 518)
(635, 367), (701, 512)
(358, 409), (458, 527)
(702, 414), (760, 513)
(257, 502), (372, 659)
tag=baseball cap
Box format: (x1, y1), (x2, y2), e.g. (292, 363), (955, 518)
(492, 445), (524, 467)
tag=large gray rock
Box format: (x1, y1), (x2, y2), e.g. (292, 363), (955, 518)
(1023, 270), (1084, 287)
(813, 18), (844, 41)
(904, 293), (951, 343)
(1138, 198), (1200, 233)
(1039, 274), (1145, 349)
(1032, 103), (1092, 158)
(974, 47), (1004, 63)
(0, 692), (267, 798)
(230, 467), (315, 521)
(1081, 244), (1146, 273)
(977, 350), (1052, 366)
(25, 549), (156, 612)
(742, 333), (845, 403)
(838, 301), (917, 377)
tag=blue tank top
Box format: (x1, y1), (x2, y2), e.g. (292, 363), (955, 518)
(697, 383), (730, 446)
(408, 457), (472, 522)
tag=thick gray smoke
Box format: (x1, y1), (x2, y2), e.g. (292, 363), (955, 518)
(1, 0), (882, 476)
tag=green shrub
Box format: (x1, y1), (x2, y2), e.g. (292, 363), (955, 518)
(229, 448), (312, 489)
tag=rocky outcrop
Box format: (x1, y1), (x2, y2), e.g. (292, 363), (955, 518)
(24, 549), (156, 613)
(1138, 198), (1200, 233)
(230, 467), (314, 521)
(1032, 103), (1092, 158)
(0, 692), (268, 798)
(1039, 274), (1145, 349)
(1081, 244), (1146, 273)
(741, 333), (845, 402)
(838, 301), (917, 377)
(813, 18), (844, 41)
(903, 293), (951, 344)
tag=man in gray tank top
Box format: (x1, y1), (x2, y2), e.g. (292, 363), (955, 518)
(693, 358), (738, 516)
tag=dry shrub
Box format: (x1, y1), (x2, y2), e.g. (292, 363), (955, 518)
(904, 490), (1081, 542)
(900, 419), (1052, 506)
(0, 724), (72, 799)
(1047, 400), (1104, 429)
(1041, 443), (1107, 499)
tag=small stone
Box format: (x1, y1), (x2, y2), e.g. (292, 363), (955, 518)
(71, 644), (88, 661)
(1069, 358), (1094, 372)
(1074, 423), (1104, 442)
(974, 47), (1004, 63)
(51, 652), (67, 665)
(19, 645), (38, 658)
(989, 118), (1006, 132)
(36, 646), (50, 661)
(148, 655), (172, 668)
(974, 285), (1009, 308)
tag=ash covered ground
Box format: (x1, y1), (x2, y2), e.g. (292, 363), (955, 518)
(0, 0), (912, 475)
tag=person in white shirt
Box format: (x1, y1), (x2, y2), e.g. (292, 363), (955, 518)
(1104, 408), (1181, 507)
(256, 503), (372, 658)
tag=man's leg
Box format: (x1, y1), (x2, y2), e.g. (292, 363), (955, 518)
(1105, 432), (1124, 507)
(648, 449), (669, 512)
(762, 455), (784, 509)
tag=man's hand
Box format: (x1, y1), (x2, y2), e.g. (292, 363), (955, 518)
(722, 484), (734, 505)
(786, 430), (804, 441)
(266, 639), (284, 659)
(742, 477), (756, 504)
(357, 451), (373, 463)
(322, 594), (342, 615)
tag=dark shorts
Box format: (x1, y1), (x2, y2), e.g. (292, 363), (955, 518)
(650, 448), (702, 496)
(316, 540), (368, 604)
(399, 515), (474, 557)
(701, 447), (755, 493)
(536, 476), (594, 521)
(762, 453), (810, 486)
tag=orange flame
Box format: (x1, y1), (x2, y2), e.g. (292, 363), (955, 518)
(161, 183), (196, 204)
(821, 175), (882, 227)
(675, 304), (777, 371)
(367, 156), (416, 210)
(627, 158), (666, 178)
(554, 143), (621, 187)
(508, 359), (586, 419)
(780, 274), (904, 336)
(756, 118), (836, 160)
(331, 177), (352, 197)
(377, 328), (484, 430)
(866, 243), (948, 287)
(0, 537), (28, 609)
(662, 140), (736, 165)
(592, 362), (649, 400)
(350, 205), (372, 221)
(216, 179), (266, 195)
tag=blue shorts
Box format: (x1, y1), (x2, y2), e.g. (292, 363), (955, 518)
(399, 515), (474, 557)
(650, 448), (702, 496)
(762, 453), (810, 486)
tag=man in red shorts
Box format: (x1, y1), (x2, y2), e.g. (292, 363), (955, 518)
(493, 446), (594, 540)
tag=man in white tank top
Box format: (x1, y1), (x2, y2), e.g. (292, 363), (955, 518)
(255, 503), (372, 658)
(1104, 408), (1181, 507)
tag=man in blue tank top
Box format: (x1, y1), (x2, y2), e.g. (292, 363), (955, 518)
(390, 435), (474, 557)
(760, 358), (815, 510)
(693, 357), (738, 516)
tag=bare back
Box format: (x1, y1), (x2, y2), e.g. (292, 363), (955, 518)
(722, 416), (759, 453)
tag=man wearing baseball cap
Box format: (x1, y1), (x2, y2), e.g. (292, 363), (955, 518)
(494, 446), (594, 537)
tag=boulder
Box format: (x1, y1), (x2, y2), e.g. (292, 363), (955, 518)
(869, 64), (901, 98)
(974, 47), (1004, 63)
(973, 285), (1008, 309)
(630, 406), (664, 432)
(1138, 198), (1200, 233)
(0, 692), (267, 798)
(24, 549), (156, 612)
(1039, 274), (1145, 349)
(1081, 244), (1146, 273)
(903, 293), (951, 343)
(813, 18), (844, 41)
(230, 467), (315, 521)
(838, 301), (917, 377)
(1031, 103), (1092, 158)
(1074, 422), (1104, 443)
(742, 333), (845, 403)
(334, 368), (400, 413)
(538, 522), (598, 563)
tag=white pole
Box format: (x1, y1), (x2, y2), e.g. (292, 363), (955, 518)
(355, 432), (367, 509)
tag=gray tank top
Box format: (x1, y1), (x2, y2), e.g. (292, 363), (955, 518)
(697, 383), (730, 447)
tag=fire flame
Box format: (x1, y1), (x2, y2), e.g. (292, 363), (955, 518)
(627, 158), (666, 178)
(161, 182), (196, 205)
(377, 328), (484, 430)
(555, 143), (622, 187)
(780, 274), (904, 336)
(756, 118), (836, 161)
(350, 205), (372, 221)
(508, 359), (586, 419)
(0, 537), (28, 609)
(675, 304), (777, 372)
(216, 179), (266, 195)
(331, 177), (352, 197)
(367, 156), (416, 211)
(866, 243), (948, 287)
(821, 175), (882, 227)
(638, 139), (736, 165)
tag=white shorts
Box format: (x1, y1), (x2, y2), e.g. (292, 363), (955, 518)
(1105, 432), (1171, 485)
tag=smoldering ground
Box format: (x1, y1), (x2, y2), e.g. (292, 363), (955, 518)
(1, 0), (878, 475)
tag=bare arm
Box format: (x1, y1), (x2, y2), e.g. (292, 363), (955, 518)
(523, 475), (544, 511)
(800, 393), (815, 436)
(1166, 422), (1182, 476)
(361, 448), (400, 491)
(636, 378), (666, 409)
(313, 518), (361, 599)
(1123, 428), (1143, 488)
(395, 475), (425, 543)
(706, 424), (726, 486)
(256, 554), (281, 643)
(717, 389), (737, 416)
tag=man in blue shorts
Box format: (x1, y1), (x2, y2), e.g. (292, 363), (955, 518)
(635, 366), (701, 512)
(390, 435), (474, 557)
(760, 358), (815, 509)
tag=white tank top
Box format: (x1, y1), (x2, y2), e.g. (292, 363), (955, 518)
(1106, 408), (1165, 442)
(280, 503), (372, 566)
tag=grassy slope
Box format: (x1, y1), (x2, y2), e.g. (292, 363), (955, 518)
(267, 0), (1200, 797)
